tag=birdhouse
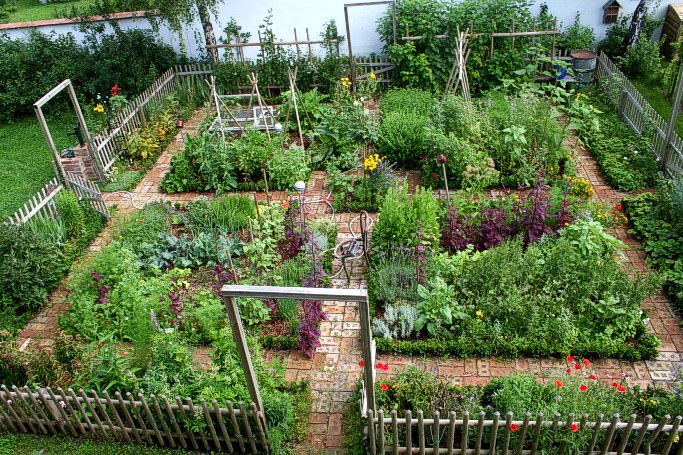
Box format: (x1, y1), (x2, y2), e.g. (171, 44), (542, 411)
(602, 0), (622, 24)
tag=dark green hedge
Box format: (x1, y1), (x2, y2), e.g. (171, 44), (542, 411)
(375, 334), (660, 360)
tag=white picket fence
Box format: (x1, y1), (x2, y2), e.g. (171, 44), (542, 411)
(595, 51), (683, 178)
(6, 179), (63, 225)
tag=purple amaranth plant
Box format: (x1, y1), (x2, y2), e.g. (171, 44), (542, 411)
(478, 206), (512, 250)
(279, 200), (304, 261)
(210, 265), (235, 295)
(90, 270), (110, 304)
(552, 183), (577, 231)
(298, 245), (327, 358)
(441, 204), (477, 252)
(516, 181), (553, 247)
(167, 290), (184, 328)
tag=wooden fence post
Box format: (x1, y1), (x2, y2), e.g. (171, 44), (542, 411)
(224, 295), (266, 421)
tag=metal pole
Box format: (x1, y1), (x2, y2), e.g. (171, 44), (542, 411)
(662, 59), (683, 174)
(223, 295), (266, 425)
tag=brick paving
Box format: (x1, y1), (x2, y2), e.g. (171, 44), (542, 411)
(14, 112), (683, 454)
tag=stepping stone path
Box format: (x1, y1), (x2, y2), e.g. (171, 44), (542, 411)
(15, 112), (683, 454)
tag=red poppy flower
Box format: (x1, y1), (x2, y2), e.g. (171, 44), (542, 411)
(566, 368), (571, 374)
(589, 374), (597, 380)
(574, 363), (581, 370)
(617, 385), (626, 393)
(571, 424), (579, 432)
(566, 355), (575, 362)
(555, 380), (564, 388)
(359, 360), (364, 367)
(616, 204), (622, 210)
(510, 424), (519, 432)
(380, 384), (389, 391)
(583, 359), (590, 367)
(580, 384), (588, 392)
(611, 382), (619, 387)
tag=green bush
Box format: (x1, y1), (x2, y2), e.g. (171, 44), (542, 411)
(268, 145), (311, 191)
(0, 223), (67, 312)
(377, 112), (429, 167)
(0, 30), (179, 120)
(380, 88), (436, 117)
(232, 130), (281, 181)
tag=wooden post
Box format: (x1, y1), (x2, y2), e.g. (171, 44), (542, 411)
(306, 28), (313, 62)
(224, 295), (266, 421)
(662, 57), (683, 173)
(551, 18), (557, 61)
(294, 28), (302, 60)
(344, 6), (356, 87)
(359, 292), (376, 417)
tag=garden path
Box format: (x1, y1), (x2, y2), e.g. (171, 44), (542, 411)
(371, 136), (683, 393)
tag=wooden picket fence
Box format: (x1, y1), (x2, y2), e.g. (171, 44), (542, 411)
(0, 385), (269, 453)
(595, 51), (683, 178)
(354, 54), (394, 83)
(91, 64), (212, 175)
(366, 409), (683, 455)
(5, 179), (63, 225)
(64, 172), (109, 218)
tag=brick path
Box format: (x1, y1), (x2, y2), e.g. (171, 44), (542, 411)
(15, 111), (683, 454)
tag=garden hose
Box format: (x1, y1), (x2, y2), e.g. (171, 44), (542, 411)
(101, 191), (148, 210)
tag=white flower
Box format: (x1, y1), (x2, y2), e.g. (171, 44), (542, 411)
(633, 150), (639, 154)
(360, 96), (365, 102)
(644, 318), (651, 325)
(59, 401), (66, 408)
(164, 328), (175, 334)
(623, 156), (628, 160)
(363, 109), (370, 116)
(353, 100), (360, 107)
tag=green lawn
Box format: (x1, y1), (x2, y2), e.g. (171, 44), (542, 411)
(631, 76), (683, 139)
(0, 112), (78, 219)
(0, 433), (185, 454)
(1, 0), (95, 24)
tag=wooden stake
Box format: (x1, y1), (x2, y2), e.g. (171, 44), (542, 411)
(261, 169), (271, 204)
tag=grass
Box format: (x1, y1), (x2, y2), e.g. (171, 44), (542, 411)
(0, 433), (184, 454)
(631, 75), (683, 139)
(0, 111), (79, 219)
(1, 0), (95, 24)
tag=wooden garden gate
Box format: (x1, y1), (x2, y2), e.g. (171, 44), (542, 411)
(64, 172), (110, 218)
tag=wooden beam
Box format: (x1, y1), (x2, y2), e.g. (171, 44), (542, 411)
(207, 39), (334, 49)
(221, 285), (368, 302)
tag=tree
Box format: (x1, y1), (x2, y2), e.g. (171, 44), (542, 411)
(70, 0), (223, 61)
(622, 0), (648, 49)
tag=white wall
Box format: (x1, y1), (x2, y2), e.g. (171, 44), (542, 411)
(0, 0), (669, 60)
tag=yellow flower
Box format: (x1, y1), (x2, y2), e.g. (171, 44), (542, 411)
(364, 153), (381, 171)
(475, 310), (484, 318)
(340, 77), (349, 82)
(93, 104), (105, 113)
(369, 73), (376, 79)
(674, 434), (680, 444)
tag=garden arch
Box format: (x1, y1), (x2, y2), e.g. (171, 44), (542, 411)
(221, 284), (377, 420)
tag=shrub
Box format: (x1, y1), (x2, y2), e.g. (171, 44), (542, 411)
(372, 185), (441, 255)
(268, 145), (311, 191)
(232, 130), (281, 181)
(558, 13), (595, 50)
(0, 30), (179, 120)
(377, 111), (429, 167)
(0, 223), (66, 312)
(380, 88), (436, 117)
